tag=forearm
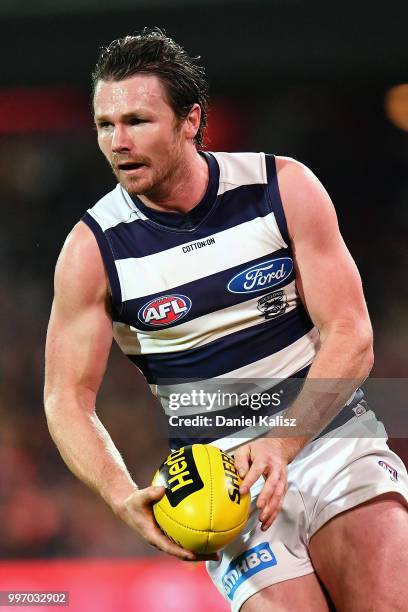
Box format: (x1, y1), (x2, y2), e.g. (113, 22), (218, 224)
(270, 324), (374, 461)
(45, 394), (138, 513)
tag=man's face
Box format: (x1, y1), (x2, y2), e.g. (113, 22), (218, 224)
(94, 74), (185, 197)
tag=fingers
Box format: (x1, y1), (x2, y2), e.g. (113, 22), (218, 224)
(145, 523), (220, 561)
(233, 446), (251, 479)
(139, 485), (166, 504)
(184, 552), (220, 562)
(259, 477), (288, 531)
(145, 523), (196, 561)
(256, 464), (280, 509)
(123, 487), (196, 560)
(239, 459), (266, 495)
(136, 487), (218, 561)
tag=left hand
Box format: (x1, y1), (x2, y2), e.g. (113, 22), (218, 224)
(234, 438), (291, 531)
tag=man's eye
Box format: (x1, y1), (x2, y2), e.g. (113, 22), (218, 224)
(129, 118), (146, 125)
(97, 122), (112, 130)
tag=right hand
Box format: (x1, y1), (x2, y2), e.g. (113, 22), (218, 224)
(117, 485), (219, 562)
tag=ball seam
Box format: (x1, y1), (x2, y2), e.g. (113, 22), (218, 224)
(204, 444), (213, 551)
(154, 503), (248, 534)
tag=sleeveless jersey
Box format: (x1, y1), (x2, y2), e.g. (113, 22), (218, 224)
(82, 152), (357, 451)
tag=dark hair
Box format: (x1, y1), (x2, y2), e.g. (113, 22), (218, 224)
(92, 28), (209, 148)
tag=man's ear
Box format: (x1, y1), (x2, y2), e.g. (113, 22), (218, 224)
(184, 103), (201, 140)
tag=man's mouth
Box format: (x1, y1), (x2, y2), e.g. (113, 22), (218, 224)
(117, 161), (146, 174)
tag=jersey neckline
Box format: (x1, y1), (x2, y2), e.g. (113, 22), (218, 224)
(122, 151), (220, 233)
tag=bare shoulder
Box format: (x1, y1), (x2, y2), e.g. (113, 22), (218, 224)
(46, 222), (113, 402)
(54, 221), (108, 307)
(275, 155), (324, 193)
(274, 155), (339, 242)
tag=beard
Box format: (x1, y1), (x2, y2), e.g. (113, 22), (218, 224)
(111, 145), (185, 201)
(113, 166), (152, 196)
(108, 121), (186, 200)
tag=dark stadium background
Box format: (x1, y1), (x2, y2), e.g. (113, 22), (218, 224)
(0, 1), (407, 610)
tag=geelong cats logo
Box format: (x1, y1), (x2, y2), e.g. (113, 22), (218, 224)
(257, 290), (287, 320)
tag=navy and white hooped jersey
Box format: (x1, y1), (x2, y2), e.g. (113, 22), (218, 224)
(83, 152), (322, 451)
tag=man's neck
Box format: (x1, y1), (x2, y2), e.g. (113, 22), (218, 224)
(137, 149), (209, 214)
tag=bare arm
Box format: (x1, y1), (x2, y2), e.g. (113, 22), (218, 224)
(44, 222), (137, 508)
(235, 157), (374, 527)
(280, 155), (373, 382)
(270, 156), (374, 447)
(44, 222), (200, 560)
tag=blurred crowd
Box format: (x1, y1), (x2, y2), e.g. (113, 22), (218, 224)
(1, 84), (407, 558)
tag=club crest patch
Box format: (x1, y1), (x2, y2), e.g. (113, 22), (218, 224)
(257, 290), (287, 319)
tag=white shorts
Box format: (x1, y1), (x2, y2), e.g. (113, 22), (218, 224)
(207, 410), (408, 612)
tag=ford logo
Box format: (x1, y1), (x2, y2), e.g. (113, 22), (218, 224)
(227, 258), (293, 293)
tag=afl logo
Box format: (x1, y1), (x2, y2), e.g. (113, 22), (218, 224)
(227, 258), (293, 294)
(138, 294), (192, 326)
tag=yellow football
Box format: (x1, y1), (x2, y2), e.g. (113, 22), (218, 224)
(152, 444), (251, 554)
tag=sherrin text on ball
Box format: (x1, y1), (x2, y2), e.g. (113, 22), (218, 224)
(152, 444), (250, 554)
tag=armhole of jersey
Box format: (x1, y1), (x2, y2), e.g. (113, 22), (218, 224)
(264, 154), (290, 246)
(81, 212), (124, 314)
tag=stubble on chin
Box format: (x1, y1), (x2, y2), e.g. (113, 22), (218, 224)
(120, 176), (145, 196)
(110, 166), (150, 196)
(110, 142), (184, 200)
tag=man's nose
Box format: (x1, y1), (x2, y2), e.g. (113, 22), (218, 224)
(111, 125), (132, 152)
